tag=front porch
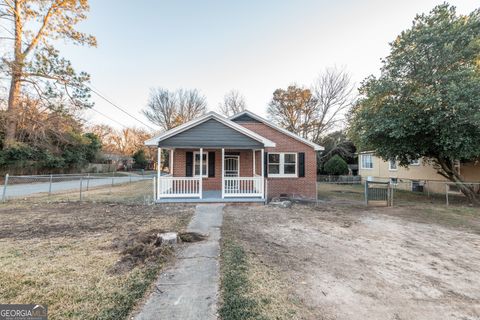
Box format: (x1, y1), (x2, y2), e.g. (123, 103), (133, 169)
(145, 112), (276, 203)
(155, 190), (266, 203)
(155, 147), (266, 203)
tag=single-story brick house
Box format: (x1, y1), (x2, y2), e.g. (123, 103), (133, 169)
(145, 110), (323, 203)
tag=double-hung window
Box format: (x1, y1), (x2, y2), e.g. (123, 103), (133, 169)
(193, 152), (208, 177)
(268, 153), (297, 177)
(388, 159), (397, 171)
(361, 154), (373, 169)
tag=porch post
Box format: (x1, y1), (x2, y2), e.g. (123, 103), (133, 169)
(221, 148), (225, 199)
(199, 148), (203, 199)
(157, 147), (162, 198)
(170, 149), (174, 175)
(261, 148), (265, 199)
(253, 149), (256, 176)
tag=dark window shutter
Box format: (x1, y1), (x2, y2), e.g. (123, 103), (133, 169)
(186, 151), (193, 177)
(264, 152), (268, 177)
(208, 151), (215, 177)
(298, 152), (305, 177)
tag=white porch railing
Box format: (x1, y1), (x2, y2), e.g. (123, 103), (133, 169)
(157, 176), (201, 198)
(223, 176), (264, 198)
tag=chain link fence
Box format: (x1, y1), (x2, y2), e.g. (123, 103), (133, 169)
(1, 172), (156, 204)
(317, 175), (480, 207)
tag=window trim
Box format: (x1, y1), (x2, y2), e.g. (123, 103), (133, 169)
(360, 154), (373, 170)
(268, 152), (298, 178)
(388, 159), (398, 171)
(193, 151), (208, 177)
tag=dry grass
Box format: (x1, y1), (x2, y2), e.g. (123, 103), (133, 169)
(11, 179), (155, 204)
(221, 209), (317, 320)
(0, 201), (194, 319)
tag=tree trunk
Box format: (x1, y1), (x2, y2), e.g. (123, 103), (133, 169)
(436, 157), (480, 205)
(5, 72), (21, 148)
(4, 0), (23, 149)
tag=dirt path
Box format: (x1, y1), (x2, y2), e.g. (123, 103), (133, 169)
(224, 204), (480, 320)
(135, 204), (224, 320)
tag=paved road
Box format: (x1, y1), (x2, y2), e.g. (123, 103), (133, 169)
(1, 175), (151, 199)
(136, 204), (224, 320)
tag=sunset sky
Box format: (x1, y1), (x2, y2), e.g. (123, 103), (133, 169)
(59, 0), (478, 129)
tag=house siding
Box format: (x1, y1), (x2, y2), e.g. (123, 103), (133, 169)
(159, 118), (263, 148)
(358, 154), (480, 193)
(238, 122), (317, 200)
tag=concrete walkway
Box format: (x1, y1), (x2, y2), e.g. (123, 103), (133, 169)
(135, 204), (225, 320)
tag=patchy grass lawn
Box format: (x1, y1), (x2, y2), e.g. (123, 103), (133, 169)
(0, 202), (194, 319)
(15, 179), (154, 204)
(221, 197), (480, 320)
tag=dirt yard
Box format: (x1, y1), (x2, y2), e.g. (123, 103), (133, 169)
(222, 199), (480, 320)
(0, 202), (194, 319)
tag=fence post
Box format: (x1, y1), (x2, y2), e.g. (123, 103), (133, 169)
(364, 180), (368, 206)
(48, 174), (53, 196)
(153, 176), (156, 203)
(445, 183), (449, 206)
(390, 183), (394, 207)
(111, 171), (115, 187)
(79, 176), (83, 201)
(86, 173), (90, 191)
(2, 174), (9, 203)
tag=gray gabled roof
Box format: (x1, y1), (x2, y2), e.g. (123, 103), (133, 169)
(145, 112), (276, 148)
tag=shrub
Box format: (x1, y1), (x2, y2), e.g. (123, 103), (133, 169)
(132, 149), (148, 169)
(323, 155), (349, 175)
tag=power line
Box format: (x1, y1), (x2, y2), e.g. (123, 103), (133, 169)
(88, 107), (129, 129)
(87, 84), (155, 131)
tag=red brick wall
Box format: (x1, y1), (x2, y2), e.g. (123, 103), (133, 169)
(239, 122), (318, 200)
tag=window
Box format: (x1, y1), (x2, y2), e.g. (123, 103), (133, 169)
(409, 159), (420, 166)
(390, 177), (398, 185)
(388, 159), (397, 171)
(361, 154), (373, 169)
(194, 152), (208, 177)
(268, 153), (297, 177)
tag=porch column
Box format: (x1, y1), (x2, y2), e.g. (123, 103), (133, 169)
(170, 149), (174, 175)
(253, 149), (256, 176)
(221, 148), (225, 199)
(261, 148), (265, 199)
(199, 148), (203, 199)
(157, 147), (162, 198)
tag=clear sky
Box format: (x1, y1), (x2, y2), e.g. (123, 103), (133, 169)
(59, 0), (479, 130)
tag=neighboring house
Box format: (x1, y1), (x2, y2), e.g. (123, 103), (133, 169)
(358, 151), (480, 193)
(145, 110), (323, 203)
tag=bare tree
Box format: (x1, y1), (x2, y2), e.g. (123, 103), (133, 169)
(90, 124), (152, 156)
(267, 67), (354, 143)
(218, 90), (246, 117)
(310, 67), (355, 142)
(0, 0), (96, 148)
(142, 88), (207, 131)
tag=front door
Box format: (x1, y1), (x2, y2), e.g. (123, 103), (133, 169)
(224, 156), (239, 193)
(224, 156), (239, 177)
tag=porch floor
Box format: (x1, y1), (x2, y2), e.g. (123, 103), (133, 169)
(155, 190), (265, 204)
